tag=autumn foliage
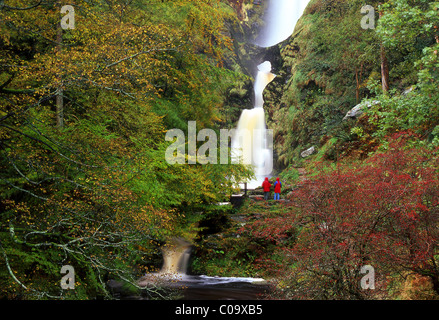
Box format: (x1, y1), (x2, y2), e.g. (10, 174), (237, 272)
(0, 0), (249, 299)
(241, 133), (439, 299)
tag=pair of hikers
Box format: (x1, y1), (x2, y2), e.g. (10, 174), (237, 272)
(262, 177), (282, 200)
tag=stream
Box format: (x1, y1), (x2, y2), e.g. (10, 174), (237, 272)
(140, 274), (270, 300)
(139, 238), (270, 300)
(108, 238), (270, 300)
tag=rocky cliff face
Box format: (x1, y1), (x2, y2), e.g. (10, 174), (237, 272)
(220, 1), (262, 127)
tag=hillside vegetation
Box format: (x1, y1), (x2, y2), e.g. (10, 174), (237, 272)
(263, 0), (439, 167)
(194, 0), (439, 300)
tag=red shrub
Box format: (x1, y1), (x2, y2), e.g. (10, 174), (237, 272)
(247, 133), (439, 299)
(288, 133), (439, 298)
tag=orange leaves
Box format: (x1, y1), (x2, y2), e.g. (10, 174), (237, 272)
(1, 0), (183, 102)
(0, 0), (244, 299)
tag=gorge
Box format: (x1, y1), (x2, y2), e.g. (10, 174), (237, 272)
(130, 0), (313, 299)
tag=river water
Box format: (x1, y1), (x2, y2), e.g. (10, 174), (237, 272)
(131, 238), (270, 300)
(142, 274), (270, 300)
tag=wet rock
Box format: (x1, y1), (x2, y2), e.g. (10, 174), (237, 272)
(300, 146), (316, 158)
(230, 214), (247, 223)
(230, 194), (245, 207)
(343, 100), (380, 120)
(402, 86), (416, 96)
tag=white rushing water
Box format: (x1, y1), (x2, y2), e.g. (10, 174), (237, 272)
(230, 0), (311, 190)
(230, 62), (275, 189)
(256, 0), (311, 48)
(160, 238), (192, 275)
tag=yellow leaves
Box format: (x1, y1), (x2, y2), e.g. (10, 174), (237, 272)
(2, 4), (181, 100)
(0, 0), (240, 262)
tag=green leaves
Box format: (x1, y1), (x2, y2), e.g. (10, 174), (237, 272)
(377, 0), (439, 49)
(364, 0), (439, 144)
(0, 0), (249, 299)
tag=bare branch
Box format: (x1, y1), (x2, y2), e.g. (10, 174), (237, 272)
(0, 0), (42, 11)
(0, 241), (62, 299)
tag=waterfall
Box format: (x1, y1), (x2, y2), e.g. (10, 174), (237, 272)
(159, 238), (192, 276)
(231, 0), (310, 189)
(231, 62), (275, 189)
(135, 238), (192, 287)
(255, 0), (311, 48)
(132, 1), (312, 298)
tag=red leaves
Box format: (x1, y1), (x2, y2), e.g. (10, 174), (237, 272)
(248, 132), (439, 298)
(294, 134), (438, 295)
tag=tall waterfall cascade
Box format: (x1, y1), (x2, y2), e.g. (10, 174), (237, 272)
(231, 62), (276, 189)
(231, 0), (311, 189)
(256, 0), (311, 48)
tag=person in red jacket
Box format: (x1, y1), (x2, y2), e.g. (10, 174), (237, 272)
(262, 177), (271, 200)
(274, 177), (282, 200)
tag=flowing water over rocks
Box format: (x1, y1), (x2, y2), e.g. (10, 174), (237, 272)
(109, 238), (270, 300)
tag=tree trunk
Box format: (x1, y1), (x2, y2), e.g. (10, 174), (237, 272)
(380, 44), (389, 93)
(56, 5), (64, 128)
(355, 67), (360, 104)
(379, 10), (389, 93)
(355, 64), (363, 104)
